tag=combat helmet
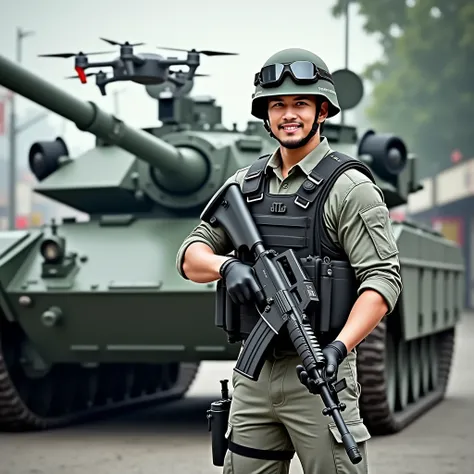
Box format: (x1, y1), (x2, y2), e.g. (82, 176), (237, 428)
(251, 48), (340, 148)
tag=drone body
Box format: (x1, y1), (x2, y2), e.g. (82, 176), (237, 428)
(39, 38), (236, 96)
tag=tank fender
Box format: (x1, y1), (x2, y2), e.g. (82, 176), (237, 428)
(0, 229), (44, 322)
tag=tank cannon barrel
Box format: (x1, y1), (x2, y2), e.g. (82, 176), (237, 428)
(0, 54), (208, 195)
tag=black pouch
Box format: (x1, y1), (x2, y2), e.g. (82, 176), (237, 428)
(324, 259), (358, 332)
(215, 279), (242, 343)
(300, 256), (358, 334)
(207, 380), (232, 467)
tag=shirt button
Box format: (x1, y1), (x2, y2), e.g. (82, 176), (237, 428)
(282, 183), (289, 189)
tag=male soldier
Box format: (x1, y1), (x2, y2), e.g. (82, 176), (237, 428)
(176, 48), (402, 473)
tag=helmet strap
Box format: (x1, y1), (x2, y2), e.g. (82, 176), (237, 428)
(264, 101), (322, 150)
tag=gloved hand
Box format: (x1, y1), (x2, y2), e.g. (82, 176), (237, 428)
(219, 258), (266, 307)
(296, 340), (348, 393)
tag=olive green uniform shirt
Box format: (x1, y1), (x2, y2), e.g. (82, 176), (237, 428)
(176, 137), (402, 313)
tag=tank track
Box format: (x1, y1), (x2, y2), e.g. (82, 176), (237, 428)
(0, 316), (200, 432)
(357, 316), (455, 435)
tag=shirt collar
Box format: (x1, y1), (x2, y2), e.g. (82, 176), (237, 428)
(266, 136), (332, 177)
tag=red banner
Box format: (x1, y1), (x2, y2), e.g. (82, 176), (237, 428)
(15, 215), (29, 229)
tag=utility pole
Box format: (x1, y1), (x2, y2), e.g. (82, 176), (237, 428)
(113, 90), (120, 116)
(341, 0), (351, 125)
(112, 88), (125, 116)
(7, 27), (35, 230)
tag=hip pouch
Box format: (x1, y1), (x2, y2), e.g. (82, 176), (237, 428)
(206, 380), (232, 466)
(301, 256), (358, 334)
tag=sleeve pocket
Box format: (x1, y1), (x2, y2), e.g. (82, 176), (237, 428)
(359, 204), (399, 260)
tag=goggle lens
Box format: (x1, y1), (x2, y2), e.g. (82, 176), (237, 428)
(290, 61), (316, 79)
(261, 63), (284, 83)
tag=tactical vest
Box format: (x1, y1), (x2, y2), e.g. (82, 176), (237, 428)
(215, 150), (375, 348)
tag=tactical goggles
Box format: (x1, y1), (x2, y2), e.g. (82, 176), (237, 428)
(254, 61), (334, 88)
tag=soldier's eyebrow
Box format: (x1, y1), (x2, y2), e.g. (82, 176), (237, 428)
(269, 96), (311, 103)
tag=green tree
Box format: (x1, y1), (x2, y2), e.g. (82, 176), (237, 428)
(332, 0), (474, 178)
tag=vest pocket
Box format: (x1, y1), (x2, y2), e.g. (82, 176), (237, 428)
(300, 257), (358, 335)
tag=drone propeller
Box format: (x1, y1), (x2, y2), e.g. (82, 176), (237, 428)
(100, 37), (145, 47)
(38, 50), (113, 58)
(157, 46), (238, 56)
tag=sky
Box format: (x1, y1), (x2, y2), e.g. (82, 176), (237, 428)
(0, 0), (384, 156)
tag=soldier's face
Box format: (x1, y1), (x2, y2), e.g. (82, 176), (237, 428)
(267, 95), (327, 148)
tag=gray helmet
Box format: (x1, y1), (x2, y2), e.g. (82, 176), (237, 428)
(251, 48), (341, 120)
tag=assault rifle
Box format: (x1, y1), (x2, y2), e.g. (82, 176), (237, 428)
(201, 182), (362, 465)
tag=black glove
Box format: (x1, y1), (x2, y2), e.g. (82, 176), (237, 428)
(296, 340), (348, 393)
(219, 258), (265, 307)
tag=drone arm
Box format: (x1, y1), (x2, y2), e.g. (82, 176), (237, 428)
(159, 58), (192, 67)
(95, 75), (122, 96)
(83, 59), (120, 69)
(186, 64), (198, 81)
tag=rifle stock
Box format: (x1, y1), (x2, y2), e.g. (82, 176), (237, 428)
(200, 181), (263, 255)
(200, 182), (363, 465)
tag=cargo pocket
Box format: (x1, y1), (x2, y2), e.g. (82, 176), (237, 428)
(328, 419), (371, 473)
(359, 204), (398, 260)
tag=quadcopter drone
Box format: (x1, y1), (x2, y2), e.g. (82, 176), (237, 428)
(39, 37), (237, 96)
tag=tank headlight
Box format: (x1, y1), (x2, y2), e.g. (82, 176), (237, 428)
(358, 130), (408, 182)
(28, 136), (69, 182)
(40, 238), (64, 264)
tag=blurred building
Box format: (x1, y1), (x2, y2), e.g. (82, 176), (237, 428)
(406, 150), (474, 309)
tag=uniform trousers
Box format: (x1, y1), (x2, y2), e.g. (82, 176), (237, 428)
(223, 346), (371, 474)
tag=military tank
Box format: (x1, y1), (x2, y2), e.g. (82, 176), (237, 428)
(0, 42), (464, 435)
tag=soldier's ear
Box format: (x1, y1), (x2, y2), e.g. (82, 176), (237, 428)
(318, 101), (329, 123)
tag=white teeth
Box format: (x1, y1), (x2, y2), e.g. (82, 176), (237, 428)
(283, 126), (299, 131)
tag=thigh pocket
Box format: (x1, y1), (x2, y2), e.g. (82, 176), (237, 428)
(328, 419), (371, 473)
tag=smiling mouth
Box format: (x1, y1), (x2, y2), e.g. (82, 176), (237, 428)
(280, 123), (302, 132)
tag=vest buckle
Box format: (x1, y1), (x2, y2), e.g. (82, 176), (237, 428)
(294, 195), (310, 209)
(247, 192), (264, 203)
(308, 174), (323, 186)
